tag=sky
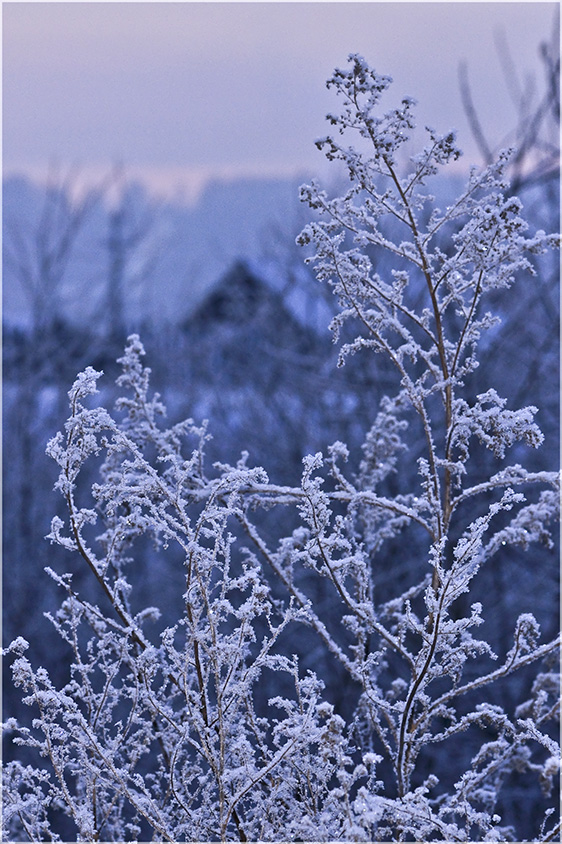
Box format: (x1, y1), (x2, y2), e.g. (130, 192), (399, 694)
(2, 1), (559, 201)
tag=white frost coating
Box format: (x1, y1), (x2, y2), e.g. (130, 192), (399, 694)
(3, 57), (560, 843)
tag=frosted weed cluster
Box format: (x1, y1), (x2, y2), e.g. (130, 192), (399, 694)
(3, 56), (560, 842)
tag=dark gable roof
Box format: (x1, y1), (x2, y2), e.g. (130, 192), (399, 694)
(188, 261), (269, 325)
(183, 260), (314, 350)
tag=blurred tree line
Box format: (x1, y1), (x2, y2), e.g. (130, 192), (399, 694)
(2, 24), (559, 836)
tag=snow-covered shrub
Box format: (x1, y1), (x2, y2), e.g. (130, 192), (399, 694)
(3, 55), (560, 842)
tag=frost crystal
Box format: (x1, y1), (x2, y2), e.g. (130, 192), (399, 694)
(3, 55), (559, 843)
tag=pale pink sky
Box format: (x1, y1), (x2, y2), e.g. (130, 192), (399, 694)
(3, 2), (559, 198)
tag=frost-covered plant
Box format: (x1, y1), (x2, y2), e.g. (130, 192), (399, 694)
(3, 56), (560, 842)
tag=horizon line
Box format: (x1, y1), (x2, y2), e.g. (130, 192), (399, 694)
(2, 161), (321, 207)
